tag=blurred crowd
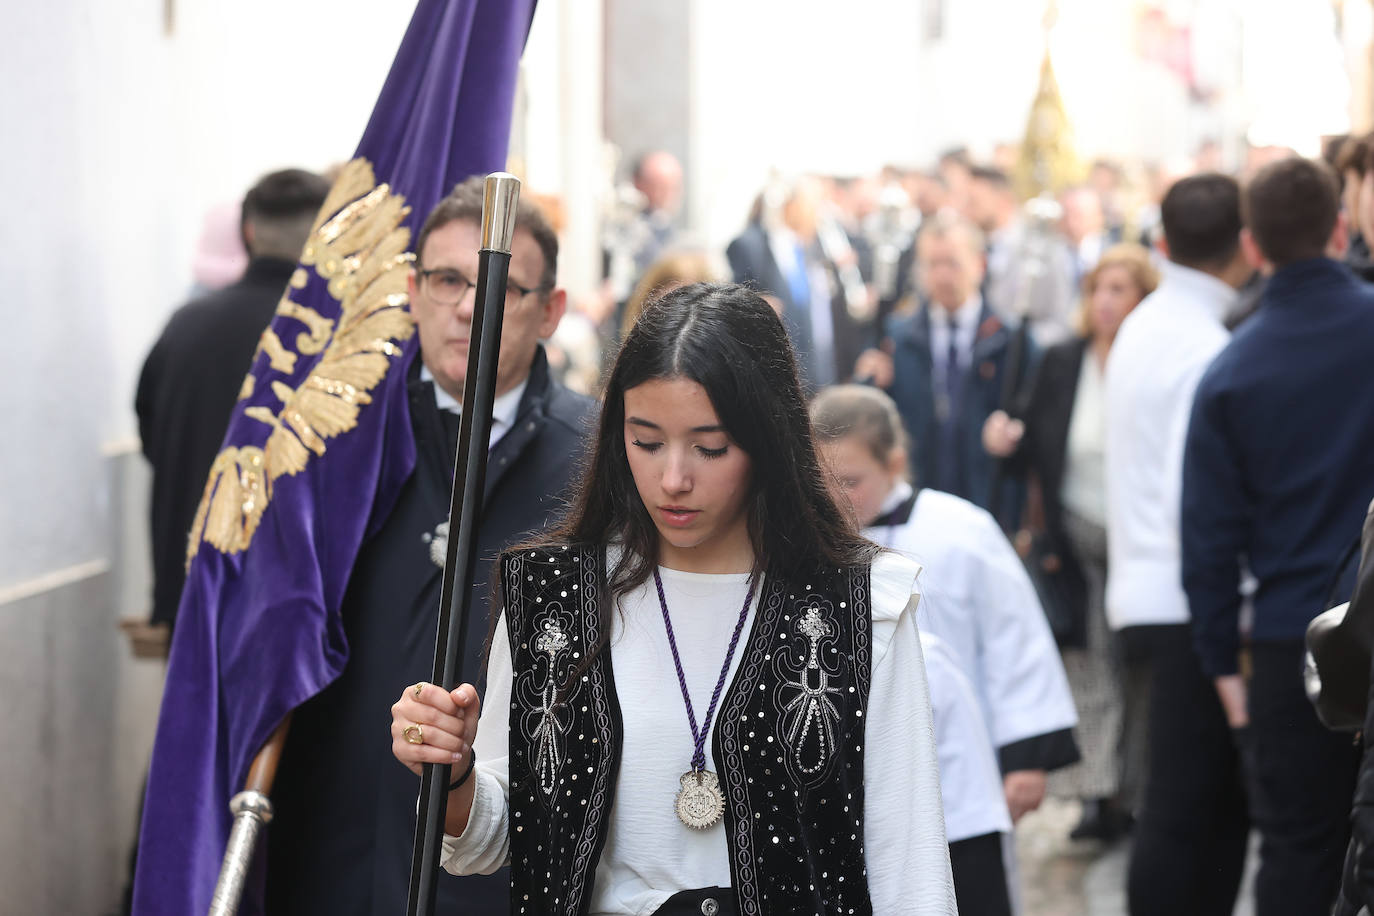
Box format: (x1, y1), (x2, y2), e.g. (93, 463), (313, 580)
(135, 131), (1374, 914)
(581, 138), (1374, 915)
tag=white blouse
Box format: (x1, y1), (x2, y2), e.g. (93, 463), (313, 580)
(865, 487), (1078, 757)
(441, 551), (957, 915)
(1060, 352), (1108, 529)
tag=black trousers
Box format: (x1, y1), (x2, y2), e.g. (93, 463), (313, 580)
(1120, 624), (1249, 916)
(949, 832), (1012, 916)
(1245, 640), (1359, 916)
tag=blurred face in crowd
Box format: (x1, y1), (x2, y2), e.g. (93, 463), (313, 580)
(1087, 264), (1144, 343)
(912, 173), (948, 217)
(1089, 162), (1121, 198)
(634, 151), (683, 215)
(409, 219), (565, 400)
(964, 179), (998, 232)
(817, 435), (904, 528)
(783, 177), (823, 241)
(917, 230), (985, 312)
(939, 158), (973, 214)
(1059, 188), (1104, 245)
(854, 176), (880, 222)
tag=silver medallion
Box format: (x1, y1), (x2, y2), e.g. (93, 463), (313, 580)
(675, 769), (725, 830)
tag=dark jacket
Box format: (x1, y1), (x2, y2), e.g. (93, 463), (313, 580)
(266, 347), (594, 916)
(727, 221), (872, 389)
(1345, 232), (1374, 285)
(886, 302), (1035, 514)
(1183, 258), (1374, 677)
(1010, 338), (1090, 537)
(135, 257), (296, 629)
(1001, 337), (1092, 626)
(1333, 500), (1374, 916)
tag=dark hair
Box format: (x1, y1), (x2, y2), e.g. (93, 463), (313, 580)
(969, 165), (1012, 190)
(1160, 172), (1242, 270)
(810, 385), (909, 469)
(1337, 134), (1372, 180)
(553, 282), (878, 597)
(938, 147), (972, 170)
(242, 168), (330, 224)
(1244, 157), (1340, 267)
(240, 168), (331, 258)
(414, 175), (559, 289)
(1324, 134), (1350, 168)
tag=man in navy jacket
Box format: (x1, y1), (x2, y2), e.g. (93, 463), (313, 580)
(882, 212), (1032, 516)
(1183, 156), (1374, 915)
(265, 179), (594, 916)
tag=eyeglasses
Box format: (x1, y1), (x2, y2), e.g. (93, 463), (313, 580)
(417, 267), (547, 306)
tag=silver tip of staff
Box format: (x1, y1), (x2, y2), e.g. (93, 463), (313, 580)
(481, 172), (522, 254)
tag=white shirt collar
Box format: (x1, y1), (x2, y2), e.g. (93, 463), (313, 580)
(420, 365), (529, 444)
(948, 295), (983, 336)
(1158, 261), (1237, 322)
(929, 294), (984, 363)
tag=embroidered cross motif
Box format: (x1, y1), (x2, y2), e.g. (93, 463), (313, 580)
(779, 605), (843, 775)
(526, 617), (570, 798)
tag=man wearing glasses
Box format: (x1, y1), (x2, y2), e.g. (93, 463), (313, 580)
(265, 176), (593, 916)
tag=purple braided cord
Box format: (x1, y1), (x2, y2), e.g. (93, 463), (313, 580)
(653, 567), (759, 772)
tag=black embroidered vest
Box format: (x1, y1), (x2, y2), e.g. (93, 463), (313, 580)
(501, 546), (873, 916)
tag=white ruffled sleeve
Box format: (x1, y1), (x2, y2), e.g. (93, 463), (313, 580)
(439, 612), (513, 875)
(864, 552), (959, 914)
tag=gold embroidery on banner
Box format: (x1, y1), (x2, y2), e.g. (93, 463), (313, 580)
(185, 447), (269, 566)
(257, 328), (298, 374)
(186, 157), (415, 565)
(275, 296), (333, 355)
(237, 375), (255, 401)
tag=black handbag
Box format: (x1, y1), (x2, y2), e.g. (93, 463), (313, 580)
(1014, 527), (1088, 649)
(1011, 475), (1088, 649)
(1306, 499), (1374, 732)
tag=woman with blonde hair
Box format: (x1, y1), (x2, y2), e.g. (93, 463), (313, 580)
(619, 248), (720, 339)
(983, 242), (1159, 841)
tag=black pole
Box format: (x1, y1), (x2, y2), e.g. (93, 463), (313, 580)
(406, 172), (521, 916)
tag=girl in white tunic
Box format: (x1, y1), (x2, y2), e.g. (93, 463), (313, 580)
(920, 630), (1016, 915)
(389, 285), (956, 915)
(812, 385), (1080, 907)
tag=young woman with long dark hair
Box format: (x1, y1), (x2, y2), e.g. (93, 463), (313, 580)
(388, 283), (955, 915)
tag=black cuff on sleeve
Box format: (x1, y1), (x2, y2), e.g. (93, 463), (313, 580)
(998, 728), (1080, 774)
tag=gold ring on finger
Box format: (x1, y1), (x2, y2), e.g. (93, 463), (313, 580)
(402, 723), (424, 745)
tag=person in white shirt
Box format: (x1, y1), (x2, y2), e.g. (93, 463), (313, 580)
(1103, 172), (1255, 915)
(811, 383), (1078, 916)
(982, 243), (1161, 842)
(390, 284), (956, 915)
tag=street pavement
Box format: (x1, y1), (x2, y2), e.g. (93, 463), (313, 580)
(1015, 797), (1257, 915)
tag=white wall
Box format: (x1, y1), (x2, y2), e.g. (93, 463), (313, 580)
(685, 0), (1072, 249)
(689, 0), (930, 249)
(1, 0), (413, 590)
(0, 3), (409, 910)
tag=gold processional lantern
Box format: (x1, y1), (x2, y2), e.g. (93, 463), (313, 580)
(1014, 0), (1082, 202)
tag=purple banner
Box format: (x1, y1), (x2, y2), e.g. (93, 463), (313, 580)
(133, 2), (535, 913)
